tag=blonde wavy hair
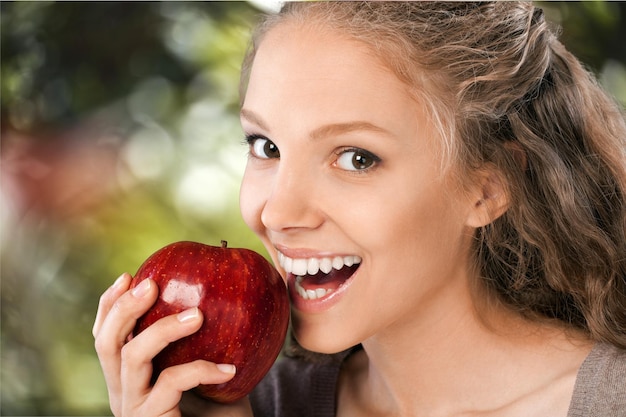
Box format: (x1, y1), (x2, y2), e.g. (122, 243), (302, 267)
(240, 2), (626, 349)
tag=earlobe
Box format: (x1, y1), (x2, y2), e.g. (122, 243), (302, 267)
(465, 170), (510, 228)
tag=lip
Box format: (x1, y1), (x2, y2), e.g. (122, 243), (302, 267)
(272, 244), (361, 313)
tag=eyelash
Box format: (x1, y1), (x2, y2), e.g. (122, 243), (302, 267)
(244, 133), (267, 147)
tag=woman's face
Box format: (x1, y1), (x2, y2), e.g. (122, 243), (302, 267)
(240, 23), (481, 353)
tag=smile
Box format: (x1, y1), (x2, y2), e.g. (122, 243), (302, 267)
(277, 252), (362, 300)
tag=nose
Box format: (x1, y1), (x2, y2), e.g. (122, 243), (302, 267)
(260, 163), (325, 234)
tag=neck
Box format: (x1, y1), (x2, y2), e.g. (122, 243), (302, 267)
(342, 289), (591, 416)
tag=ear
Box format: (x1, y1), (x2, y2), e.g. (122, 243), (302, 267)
(465, 168), (510, 228)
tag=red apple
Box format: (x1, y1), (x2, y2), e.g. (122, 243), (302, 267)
(130, 240), (290, 403)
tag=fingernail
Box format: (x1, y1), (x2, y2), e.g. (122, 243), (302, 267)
(131, 279), (151, 298)
(177, 307), (200, 323)
(217, 364), (236, 374)
(112, 273), (128, 289)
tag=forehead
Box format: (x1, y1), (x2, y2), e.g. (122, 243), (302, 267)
(254, 21), (378, 73)
(243, 22), (423, 134)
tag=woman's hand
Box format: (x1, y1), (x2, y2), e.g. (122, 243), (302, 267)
(92, 273), (251, 417)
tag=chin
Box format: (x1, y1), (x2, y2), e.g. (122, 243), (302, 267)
(291, 319), (359, 355)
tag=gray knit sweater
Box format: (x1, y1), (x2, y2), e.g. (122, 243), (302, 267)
(250, 343), (626, 416)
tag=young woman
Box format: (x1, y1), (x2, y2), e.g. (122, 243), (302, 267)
(93, 2), (626, 416)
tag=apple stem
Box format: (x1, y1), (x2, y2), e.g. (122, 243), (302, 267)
(221, 240), (228, 248)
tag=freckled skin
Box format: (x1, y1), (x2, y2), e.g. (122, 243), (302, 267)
(130, 241), (290, 403)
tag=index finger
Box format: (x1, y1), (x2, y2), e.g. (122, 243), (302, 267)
(92, 273), (132, 338)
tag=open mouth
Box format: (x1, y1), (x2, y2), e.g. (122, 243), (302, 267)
(278, 252), (361, 300)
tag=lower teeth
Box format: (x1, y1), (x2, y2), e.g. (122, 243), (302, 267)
(295, 276), (332, 300)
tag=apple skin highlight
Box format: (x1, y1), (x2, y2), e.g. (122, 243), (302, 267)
(130, 240), (290, 403)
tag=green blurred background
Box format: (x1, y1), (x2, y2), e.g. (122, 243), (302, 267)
(1, 2), (625, 415)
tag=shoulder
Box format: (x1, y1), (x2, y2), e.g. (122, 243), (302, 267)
(569, 343), (626, 417)
(249, 351), (347, 417)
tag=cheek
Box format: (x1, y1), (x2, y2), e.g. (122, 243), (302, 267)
(239, 170), (265, 236)
(361, 182), (468, 263)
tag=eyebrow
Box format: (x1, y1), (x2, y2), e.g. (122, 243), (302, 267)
(240, 109), (270, 131)
(240, 108), (393, 141)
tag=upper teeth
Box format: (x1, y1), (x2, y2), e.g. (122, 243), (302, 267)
(278, 252), (362, 276)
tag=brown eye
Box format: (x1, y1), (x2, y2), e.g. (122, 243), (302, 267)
(336, 148), (380, 171)
(248, 136), (280, 159)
